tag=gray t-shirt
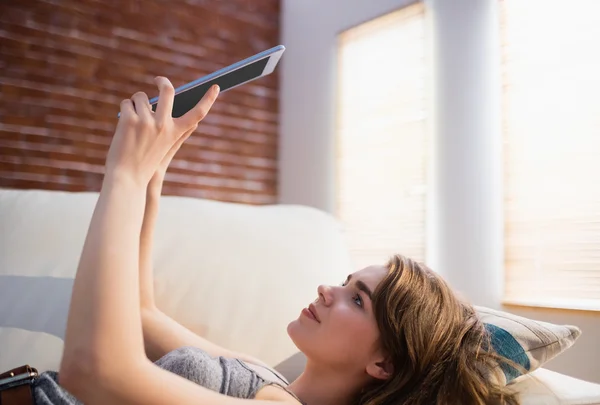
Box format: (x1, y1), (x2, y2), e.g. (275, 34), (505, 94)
(32, 346), (293, 404)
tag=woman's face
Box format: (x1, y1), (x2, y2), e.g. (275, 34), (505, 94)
(287, 265), (388, 375)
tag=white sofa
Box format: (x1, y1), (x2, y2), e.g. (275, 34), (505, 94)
(1, 188), (599, 404)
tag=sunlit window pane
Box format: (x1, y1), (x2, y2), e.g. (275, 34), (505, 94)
(501, 0), (600, 310)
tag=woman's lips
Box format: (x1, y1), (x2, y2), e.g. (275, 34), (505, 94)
(302, 303), (321, 323)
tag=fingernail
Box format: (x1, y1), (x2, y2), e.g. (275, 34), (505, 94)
(213, 84), (220, 93)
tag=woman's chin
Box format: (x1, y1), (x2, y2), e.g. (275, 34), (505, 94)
(287, 318), (309, 348)
(287, 318), (300, 337)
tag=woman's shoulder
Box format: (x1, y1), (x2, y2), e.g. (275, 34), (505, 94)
(235, 358), (290, 386)
(255, 383), (305, 405)
(237, 360), (304, 405)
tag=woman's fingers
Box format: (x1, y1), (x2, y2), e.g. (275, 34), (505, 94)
(131, 91), (153, 121)
(176, 84), (220, 130)
(154, 76), (175, 120)
(119, 99), (136, 120)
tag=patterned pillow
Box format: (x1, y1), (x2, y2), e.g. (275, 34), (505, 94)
(476, 306), (582, 385)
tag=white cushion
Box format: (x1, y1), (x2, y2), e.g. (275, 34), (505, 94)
(512, 368), (600, 405)
(0, 328), (64, 373)
(0, 188), (354, 369)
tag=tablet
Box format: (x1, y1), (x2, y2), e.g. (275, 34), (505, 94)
(150, 44), (285, 117)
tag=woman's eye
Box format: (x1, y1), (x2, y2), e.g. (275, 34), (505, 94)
(353, 293), (363, 307)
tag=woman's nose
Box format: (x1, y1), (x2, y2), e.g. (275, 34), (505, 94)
(317, 284), (334, 306)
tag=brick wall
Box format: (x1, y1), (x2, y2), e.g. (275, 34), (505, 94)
(0, 0), (280, 204)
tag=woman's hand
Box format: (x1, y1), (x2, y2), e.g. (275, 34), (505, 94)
(147, 123), (197, 193)
(105, 77), (220, 188)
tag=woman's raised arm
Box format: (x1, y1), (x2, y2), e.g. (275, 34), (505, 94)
(55, 79), (286, 405)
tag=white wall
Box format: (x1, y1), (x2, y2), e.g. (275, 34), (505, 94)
(279, 0), (600, 383)
(279, 0), (415, 214)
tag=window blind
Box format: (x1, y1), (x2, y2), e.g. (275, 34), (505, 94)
(335, 2), (428, 270)
(501, 0), (600, 310)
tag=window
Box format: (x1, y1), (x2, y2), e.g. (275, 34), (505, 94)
(335, 3), (428, 270)
(501, 0), (600, 310)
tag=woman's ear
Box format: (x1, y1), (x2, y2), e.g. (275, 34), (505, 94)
(366, 358), (394, 381)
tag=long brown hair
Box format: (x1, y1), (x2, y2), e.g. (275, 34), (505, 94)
(354, 254), (520, 405)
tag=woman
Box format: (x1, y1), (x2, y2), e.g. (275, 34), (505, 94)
(4, 78), (519, 405)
